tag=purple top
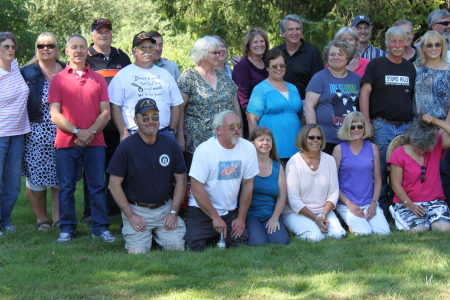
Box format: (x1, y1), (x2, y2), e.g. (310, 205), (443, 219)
(232, 56), (268, 110)
(337, 140), (374, 206)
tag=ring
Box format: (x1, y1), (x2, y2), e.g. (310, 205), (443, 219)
(136, 226), (139, 228)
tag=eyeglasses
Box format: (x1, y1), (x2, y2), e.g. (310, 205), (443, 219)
(139, 115), (159, 123)
(222, 123), (242, 130)
(350, 125), (364, 130)
(137, 45), (155, 51)
(37, 44), (56, 50)
(421, 166), (426, 183)
(271, 64), (286, 69)
(209, 51), (224, 56)
(93, 18), (111, 25)
(307, 136), (322, 140)
(424, 43), (442, 49)
(435, 21), (450, 26)
(2, 45), (17, 50)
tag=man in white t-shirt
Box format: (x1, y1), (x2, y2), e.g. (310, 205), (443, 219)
(185, 110), (259, 251)
(109, 31), (183, 142)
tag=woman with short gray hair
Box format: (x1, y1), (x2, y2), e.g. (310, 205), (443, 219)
(388, 114), (450, 233)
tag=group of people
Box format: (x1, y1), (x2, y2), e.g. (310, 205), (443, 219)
(1, 9), (450, 252)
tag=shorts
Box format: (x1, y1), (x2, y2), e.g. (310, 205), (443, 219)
(390, 199), (450, 230)
(26, 177), (59, 191)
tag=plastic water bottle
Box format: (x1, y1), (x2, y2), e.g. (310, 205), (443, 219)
(217, 232), (226, 249)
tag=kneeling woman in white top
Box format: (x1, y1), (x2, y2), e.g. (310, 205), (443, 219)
(282, 124), (346, 242)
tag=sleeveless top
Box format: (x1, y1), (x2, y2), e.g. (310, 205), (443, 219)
(337, 140), (374, 206)
(247, 160), (280, 219)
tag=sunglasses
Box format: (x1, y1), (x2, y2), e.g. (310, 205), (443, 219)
(223, 123), (242, 130)
(2, 45), (17, 50)
(137, 45), (155, 51)
(350, 125), (364, 130)
(435, 21), (450, 26)
(93, 18), (111, 25)
(209, 51), (224, 56)
(139, 115), (159, 123)
(307, 136), (322, 140)
(271, 64), (286, 69)
(37, 44), (56, 50)
(421, 166), (426, 183)
(424, 43), (442, 49)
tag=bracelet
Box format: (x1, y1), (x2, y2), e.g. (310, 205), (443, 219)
(170, 210), (178, 215)
(372, 200), (378, 204)
(403, 200), (409, 205)
(314, 215), (320, 223)
(322, 211), (328, 216)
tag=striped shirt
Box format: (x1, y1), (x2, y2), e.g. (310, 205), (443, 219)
(360, 44), (387, 61)
(0, 59), (31, 136)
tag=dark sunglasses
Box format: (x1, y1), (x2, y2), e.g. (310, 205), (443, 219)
(421, 166), (426, 183)
(93, 18), (111, 25)
(271, 64), (286, 69)
(223, 123), (242, 130)
(435, 21), (450, 26)
(307, 136), (322, 140)
(37, 44), (56, 50)
(350, 125), (364, 130)
(424, 43), (442, 49)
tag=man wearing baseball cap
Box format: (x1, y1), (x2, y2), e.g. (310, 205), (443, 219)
(107, 98), (187, 254)
(352, 15), (387, 60)
(109, 31), (183, 144)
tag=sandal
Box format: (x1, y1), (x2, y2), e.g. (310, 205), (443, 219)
(52, 220), (61, 228)
(37, 221), (51, 231)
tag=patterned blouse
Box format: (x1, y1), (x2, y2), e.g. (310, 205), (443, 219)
(178, 68), (237, 153)
(414, 62), (450, 120)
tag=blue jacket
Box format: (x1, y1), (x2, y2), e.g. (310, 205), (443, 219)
(20, 61), (66, 122)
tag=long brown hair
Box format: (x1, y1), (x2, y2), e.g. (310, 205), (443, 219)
(249, 126), (280, 162)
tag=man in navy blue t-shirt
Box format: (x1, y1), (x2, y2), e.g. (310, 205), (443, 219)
(107, 98), (187, 254)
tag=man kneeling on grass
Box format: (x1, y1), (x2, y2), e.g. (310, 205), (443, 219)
(185, 110), (259, 251)
(107, 98), (187, 253)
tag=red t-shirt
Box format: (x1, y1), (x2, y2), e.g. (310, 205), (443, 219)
(388, 134), (446, 203)
(48, 63), (109, 148)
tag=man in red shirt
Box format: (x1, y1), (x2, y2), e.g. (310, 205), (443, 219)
(48, 34), (115, 243)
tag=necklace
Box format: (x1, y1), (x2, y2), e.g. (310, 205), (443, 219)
(349, 58), (356, 64)
(40, 62), (57, 80)
(301, 151), (320, 169)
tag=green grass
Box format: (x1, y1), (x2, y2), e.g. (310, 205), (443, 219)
(1, 181), (450, 299)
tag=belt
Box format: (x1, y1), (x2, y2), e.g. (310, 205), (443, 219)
(128, 199), (168, 209)
(375, 117), (410, 126)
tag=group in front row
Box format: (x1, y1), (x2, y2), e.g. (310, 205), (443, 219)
(1, 9), (450, 252)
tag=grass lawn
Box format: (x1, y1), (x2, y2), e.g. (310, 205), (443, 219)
(1, 181), (450, 299)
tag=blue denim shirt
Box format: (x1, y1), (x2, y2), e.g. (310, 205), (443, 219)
(20, 61), (66, 123)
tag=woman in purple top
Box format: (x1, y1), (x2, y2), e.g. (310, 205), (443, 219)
(232, 28), (269, 138)
(332, 112), (390, 235)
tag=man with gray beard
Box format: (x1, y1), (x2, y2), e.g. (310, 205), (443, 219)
(415, 10), (450, 49)
(109, 31), (183, 143)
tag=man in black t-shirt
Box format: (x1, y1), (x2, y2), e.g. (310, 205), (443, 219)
(360, 26), (416, 211)
(107, 98), (187, 254)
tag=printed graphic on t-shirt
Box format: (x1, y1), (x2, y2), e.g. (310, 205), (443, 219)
(217, 160), (241, 180)
(329, 84), (359, 125)
(385, 75), (409, 86)
(159, 154), (170, 167)
(131, 75), (164, 99)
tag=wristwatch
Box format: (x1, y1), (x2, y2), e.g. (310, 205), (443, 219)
(73, 127), (79, 135)
(170, 210), (178, 215)
(168, 128), (177, 135)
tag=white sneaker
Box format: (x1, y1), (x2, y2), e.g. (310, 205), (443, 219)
(92, 231), (116, 242)
(57, 232), (74, 242)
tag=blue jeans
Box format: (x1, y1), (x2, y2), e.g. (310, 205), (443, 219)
(246, 215), (290, 246)
(371, 119), (411, 210)
(0, 135), (25, 228)
(56, 146), (109, 235)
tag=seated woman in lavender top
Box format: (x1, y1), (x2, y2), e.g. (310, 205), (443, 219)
(332, 112), (390, 235)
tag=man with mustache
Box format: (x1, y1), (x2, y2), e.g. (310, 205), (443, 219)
(48, 34), (115, 243)
(147, 31), (180, 81)
(107, 98), (187, 254)
(352, 15), (387, 60)
(109, 32), (183, 143)
(360, 26), (416, 213)
(184, 110), (259, 251)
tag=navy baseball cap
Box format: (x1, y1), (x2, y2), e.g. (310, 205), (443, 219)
(91, 18), (112, 31)
(135, 98), (159, 115)
(352, 15), (371, 27)
(132, 31), (156, 49)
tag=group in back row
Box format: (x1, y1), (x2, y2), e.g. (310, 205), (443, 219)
(0, 10), (449, 251)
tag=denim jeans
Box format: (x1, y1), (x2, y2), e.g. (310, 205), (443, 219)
(56, 146), (109, 235)
(0, 135), (25, 228)
(371, 118), (411, 210)
(246, 215), (290, 246)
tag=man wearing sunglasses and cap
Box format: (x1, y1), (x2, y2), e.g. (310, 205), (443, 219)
(82, 18), (132, 222)
(184, 110), (259, 251)
(109, 31), (183, 144)
(107, 98), (187, 253)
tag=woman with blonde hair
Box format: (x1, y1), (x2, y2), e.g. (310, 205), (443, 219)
(332, 111), (390, 235)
